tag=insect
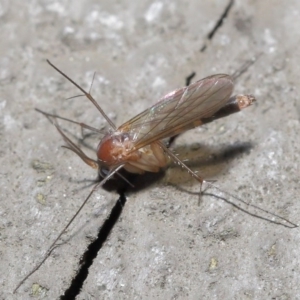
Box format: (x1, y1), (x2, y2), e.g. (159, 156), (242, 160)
(42, 61), (256, 181)
(14, 60), (295, 293)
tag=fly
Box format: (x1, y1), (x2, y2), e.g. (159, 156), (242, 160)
(14, 60), (296, 293)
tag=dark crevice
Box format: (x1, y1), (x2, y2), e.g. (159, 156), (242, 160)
(200, 44), (207, 52)
(60, 192), (127, 300)
(186, 72), (196, 86)
(200, 0), (234, 52)
(207, 0), (234, 40)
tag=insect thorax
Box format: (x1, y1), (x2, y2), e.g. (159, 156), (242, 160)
(97, 132), (139, 166)
(97, 132), (168, 174)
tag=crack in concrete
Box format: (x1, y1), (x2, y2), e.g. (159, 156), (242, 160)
(200, 0), (234, 52)
(60, 193), (127, 299)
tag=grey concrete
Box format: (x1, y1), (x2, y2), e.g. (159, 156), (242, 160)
(1, 0), (300, 299)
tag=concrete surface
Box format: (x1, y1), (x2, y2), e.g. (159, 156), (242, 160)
(1, 0), (300, 299)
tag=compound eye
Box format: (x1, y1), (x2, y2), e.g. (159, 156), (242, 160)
(97, 136), (115, 164)
(99, 166), (110, 178)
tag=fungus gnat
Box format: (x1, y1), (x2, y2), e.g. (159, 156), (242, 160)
(14, 60), (296, 293)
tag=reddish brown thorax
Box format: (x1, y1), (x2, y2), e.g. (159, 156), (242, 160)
(97, 132), (140, 166)
(97, 132), (169, 174)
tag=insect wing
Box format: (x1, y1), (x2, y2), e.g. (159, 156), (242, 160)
(118, 74), (234, 150)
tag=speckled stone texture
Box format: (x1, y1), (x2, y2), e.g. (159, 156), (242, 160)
(1, 1), (300, 299)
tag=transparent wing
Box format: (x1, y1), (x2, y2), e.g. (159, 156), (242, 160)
(118, 74), (234, 150)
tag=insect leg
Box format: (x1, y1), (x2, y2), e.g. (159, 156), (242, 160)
(158, 142), (204, 186)
(160, 142), (297, 228)
(14, 164), (124, 293)
(54, 122), (99, 169)
(47, 60), (117, 130)
(36, 108), (104, 134)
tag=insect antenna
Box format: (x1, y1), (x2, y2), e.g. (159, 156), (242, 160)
(14, 164), (124, 293)
(46, 60), (116, 130)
